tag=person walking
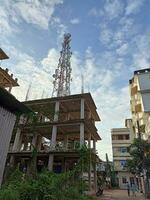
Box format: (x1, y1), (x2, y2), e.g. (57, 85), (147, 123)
(131, 183), (137, 197)
(126, 181), (130, 197)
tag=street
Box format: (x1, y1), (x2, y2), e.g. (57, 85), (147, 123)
(93, 189), (145, 200)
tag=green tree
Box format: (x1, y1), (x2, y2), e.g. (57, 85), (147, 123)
(127, 138), (150, 174)
(0, 146), (93, 200)
(127, 138), (150, 198)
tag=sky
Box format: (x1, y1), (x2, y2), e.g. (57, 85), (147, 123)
(1, 0), (150, 160)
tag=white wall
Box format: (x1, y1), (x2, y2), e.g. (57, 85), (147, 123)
(138, 73), (150, 91)
(142, 93), (150, 112)
(0, 106), (16, 186)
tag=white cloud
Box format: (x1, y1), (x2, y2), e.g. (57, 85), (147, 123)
(103, 0), (124, 20)
(130, 31), (150, 70)
(116, 43), (128, 56)
(99, 24), (113, 45)
(89, 0), (124, 20)
(125, 0), (145, 16)
(70, 18), (80, 25)
(88, 8), (99, 16)
(12, 0), (63, 29)
(41, 48), (60, 73)
(0, 7), (11, 34)
(0, 0), (64, 36)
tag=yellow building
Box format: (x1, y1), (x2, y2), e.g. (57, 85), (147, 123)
(129, 68), (150, 139)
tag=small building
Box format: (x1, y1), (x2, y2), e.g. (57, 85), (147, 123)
(129, 68), (150, 139)
(0, 49), (31, 186)
(0, 87), (31, 186)
(111, 119), (134, 189)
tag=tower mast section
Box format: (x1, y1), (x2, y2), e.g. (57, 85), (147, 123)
(52, 33), (72, 97)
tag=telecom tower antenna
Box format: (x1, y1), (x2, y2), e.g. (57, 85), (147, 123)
(52, 33), (72, 97)
(81, 74), (84, 93)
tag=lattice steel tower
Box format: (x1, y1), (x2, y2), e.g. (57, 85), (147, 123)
(52, 33), (72, 97)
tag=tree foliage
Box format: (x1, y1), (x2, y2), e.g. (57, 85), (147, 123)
(0, 146), (92, 200)
(127, 138), (150, 174)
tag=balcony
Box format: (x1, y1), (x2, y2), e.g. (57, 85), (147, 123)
(131, 86), (138, 96)
(8, 141), (96, 154)
(135, 104), (142, 112)
(113, 152), (130, 157)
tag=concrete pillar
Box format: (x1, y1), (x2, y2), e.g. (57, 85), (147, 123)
(10, 128), (22, 166)
(12, 128), (22, 152)
(54, 101), (59, 121)
(88, 133), (91, 149)
(80, 98), (85, 119)
(48, 155), (54, 171)
(94, 161), (97, 192)
(31, 134), (37, 150)
(48, 126), (57, 170)
(88, 133), (92, 190)
(62, 157), (65, 172)
(80, 123), (84, 146)
(93, 139), (96, 151)
(12, 114), (27, 152)
(93, 138), (97, 191)
(48, 101), (59, 171)
(23, 136), (28, 151)
(64, 135), (68, 150)
(37, 135), (42, 151)
(51, 125), (57, 150)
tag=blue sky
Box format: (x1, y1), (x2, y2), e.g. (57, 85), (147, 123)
(1, 0), (150, 160)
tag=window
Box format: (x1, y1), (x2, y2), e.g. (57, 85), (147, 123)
(122, 177), (127, 184)
(124, 135), (129, 140)
(118, 135), (123, 140)
(120, 160), (127, 168)
(120, 147), (128, 153)
(112, 135), (118, 140)
(112, 134), (130, 140)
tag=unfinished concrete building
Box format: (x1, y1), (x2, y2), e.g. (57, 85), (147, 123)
(8, 93), (101, 190)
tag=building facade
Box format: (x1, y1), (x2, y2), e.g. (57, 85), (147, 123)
(111, 121), (134, 189)
(7, 93), (101, 191)
(129, 68), (150, 139)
